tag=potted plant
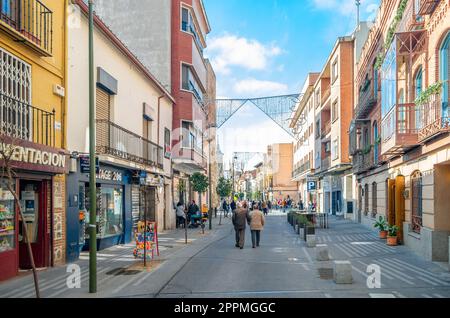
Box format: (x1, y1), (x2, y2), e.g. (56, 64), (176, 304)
(373, 216), (388, 239)
(386, 224), (399, 246)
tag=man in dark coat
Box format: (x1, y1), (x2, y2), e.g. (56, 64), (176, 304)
(232, 202), (251, 249)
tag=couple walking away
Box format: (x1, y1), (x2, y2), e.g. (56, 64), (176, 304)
(232, 202), (265, 249)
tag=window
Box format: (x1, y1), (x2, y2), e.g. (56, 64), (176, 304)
(372, 182), (377, 218)
(373, 121), (379, 165)
(332, 59), (339, 83)
(0, 48), (32, 140)
(373, 62), (379, 97)
(381, 41), (397, 118)
(315, 90), (320, 108)
(164, 128), (171, 159)
(99, 186), (124, 238)
(364, 184), (369, 216)
(332, 138), (339, 160)
(411, 171), (423, 234)
(143, 118), (152, 141)
(315, 120), (320, 138)
(415, 67), (423, 99)
(182, 121), (190, 148)
(439, 32), (449, 122)
(332, 99), (339, 122)
(181, 64), (204, 104)
(181, 7), (189, 31)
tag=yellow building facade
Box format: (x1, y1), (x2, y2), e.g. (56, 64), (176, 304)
(0, 0), (68, 281)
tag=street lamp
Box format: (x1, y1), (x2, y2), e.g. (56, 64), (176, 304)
(206, 123), (216, 231)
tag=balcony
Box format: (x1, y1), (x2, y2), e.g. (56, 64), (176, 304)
(354, 79), (377, 120)
(381, 103), (418, 156)
(321, 87), (331, 105)
(292, 161), (311, 179)
(352, 147), (374, 174)
(0, 92), (55, 146)
(418, 0), (441, 15)
(349, 119), (370, 155)
(321, 121), (331, 139)
(0, 0), (53, 56)
(321, 156), (331, 171)
(417, 94), (450, 143)
(397, 0), (425, 32)
(96, 119), (163, 169)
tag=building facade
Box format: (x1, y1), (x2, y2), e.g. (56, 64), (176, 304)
(0, 0), (68, 281)
(66, 0), (174, 261)
(350, 0), (450, 262)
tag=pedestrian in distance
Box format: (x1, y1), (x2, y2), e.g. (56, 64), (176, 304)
(249, 203), (265, 248)
(262, 201), (268, 216)
(230, 199), (237, 213)
(232, 201), (250, 249)
(222, 199), (229, 218)
(176, 201), (186, 228)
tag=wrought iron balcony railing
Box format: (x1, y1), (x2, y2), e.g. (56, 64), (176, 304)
(417, 94), (450, 143)
(381, 103), (419, 156)
(418, 0), (440, 15)
(96, 119), (163, 168)
(292, 161), (311, 179)
(354, 79), (377, 120)
(0, 0), (53, 55)
(0, 92), (55, 146)
(352, 147), (374, 174)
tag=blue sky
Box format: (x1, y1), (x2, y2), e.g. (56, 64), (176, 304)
(203, 0), (380, 168)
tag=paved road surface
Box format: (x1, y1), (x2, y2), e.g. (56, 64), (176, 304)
(1, 214), (450, 298)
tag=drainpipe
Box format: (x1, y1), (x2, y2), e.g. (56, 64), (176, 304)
(157, 95), (165, 146)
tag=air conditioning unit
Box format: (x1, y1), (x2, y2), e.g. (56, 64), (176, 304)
(53, 84), (65, 97)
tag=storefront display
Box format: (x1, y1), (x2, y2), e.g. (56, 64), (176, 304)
(0, 185), (15, 253)
(99, 187), (123, 238)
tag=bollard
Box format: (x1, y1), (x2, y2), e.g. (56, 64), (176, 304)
(334, 261), (353, 284)
(306, 235), (316, 248)
(316, 244), (330, 261)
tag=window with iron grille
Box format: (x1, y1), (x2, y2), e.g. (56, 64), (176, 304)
(0, 47), (32, 140)
(411, 171), (423, 234)
(364, 184), (369, 216)
(372, 182), (377, 218)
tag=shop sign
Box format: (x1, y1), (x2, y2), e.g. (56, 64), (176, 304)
(97, 169), (122, 182)
(307, 181), (317, 192)
(164, 145), (171, 159)
(0, 141), (67, 174)
(146, 175), (163, 186)
(80, 156), (99, 173)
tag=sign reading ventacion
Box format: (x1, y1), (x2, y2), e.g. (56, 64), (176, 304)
(0, 142), (66, 172)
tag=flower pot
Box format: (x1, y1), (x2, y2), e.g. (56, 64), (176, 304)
(379, 230), (388, 239)
(387, 236), (397, 246)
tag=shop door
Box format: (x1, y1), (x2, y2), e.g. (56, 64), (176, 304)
(387, 179), (396, 226)
(19, 180), (49, 269)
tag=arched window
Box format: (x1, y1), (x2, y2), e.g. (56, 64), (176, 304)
(372, 182), (377, 218)
(415, 66), (423, 99)
(440, 32), (449, 123)
(411, 171), (423, 234)
(364, 184), (369, 216)
(415, 67), (424, 130)
(373, 121), (379, 165)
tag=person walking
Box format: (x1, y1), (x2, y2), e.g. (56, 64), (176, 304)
(230, 199), (237, 213)
(176, 202), (186, 228)
(249, 203), (265, 248)
(232, 201), (250, 249)
(262, 201), (268, 216)
(222, 199), (229, 218)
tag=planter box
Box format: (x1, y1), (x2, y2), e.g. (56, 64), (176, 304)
(304, 226), (315, 241)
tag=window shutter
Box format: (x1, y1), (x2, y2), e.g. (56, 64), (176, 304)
(96, 88), (110, 121)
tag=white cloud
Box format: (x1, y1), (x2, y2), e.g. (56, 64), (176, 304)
(233, 78), (289, 97)
(206, 35), (282, 74)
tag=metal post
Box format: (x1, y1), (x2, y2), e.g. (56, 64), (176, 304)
(143, 187), (147, 267)
(88, 0), (97, 294)
(208, 138), (212, 230)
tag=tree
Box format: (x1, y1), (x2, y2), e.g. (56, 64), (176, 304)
(0, 137), (40, 297)
(216, 177), (232, 199)
(189, 172), (209, 212)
